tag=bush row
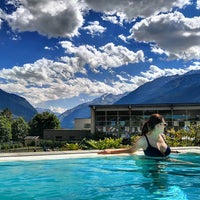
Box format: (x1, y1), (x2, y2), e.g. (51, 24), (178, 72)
(0, 125), (199, 152)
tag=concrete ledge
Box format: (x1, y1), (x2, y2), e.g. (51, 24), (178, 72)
(0, 147), (199, 162)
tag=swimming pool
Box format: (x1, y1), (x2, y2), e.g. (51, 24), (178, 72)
(0, 153), (199, 200)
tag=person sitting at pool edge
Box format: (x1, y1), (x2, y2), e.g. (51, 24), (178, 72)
(99, 113), (172, 157)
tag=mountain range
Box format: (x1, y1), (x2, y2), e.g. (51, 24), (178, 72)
(1, 70), (200, 126)
(0, 89), (37, 121)
(115, 70), (200, 104)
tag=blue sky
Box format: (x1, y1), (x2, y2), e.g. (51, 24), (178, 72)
(0, 0), (200, 114)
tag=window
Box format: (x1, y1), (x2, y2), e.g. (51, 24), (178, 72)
(84, 123), (91, 128)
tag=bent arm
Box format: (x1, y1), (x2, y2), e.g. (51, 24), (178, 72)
(98, 148), (133, 154)
(98, 137), (144, 155)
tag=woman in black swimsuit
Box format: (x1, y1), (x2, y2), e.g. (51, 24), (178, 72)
(99, 113), (171, 157)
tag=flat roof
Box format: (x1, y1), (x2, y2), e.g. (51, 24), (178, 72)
(90, 103), (200, 107)
(89, 103), (200, 110)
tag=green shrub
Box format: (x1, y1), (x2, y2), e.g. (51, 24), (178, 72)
(166, 125), (200, 147)
(64, 143), (80, 150)
(85, 138), (123, 150)
(1, 143), (9, 150)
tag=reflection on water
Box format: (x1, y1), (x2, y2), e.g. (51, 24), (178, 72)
(135, 157), (168, 192)
(134, 156), (188, 199)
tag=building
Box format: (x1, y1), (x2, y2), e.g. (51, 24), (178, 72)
(43, 129), (91, 142)
(43, 118), (91, 142)
(74, 118), (91, 130)
(89, 103), (200, 137)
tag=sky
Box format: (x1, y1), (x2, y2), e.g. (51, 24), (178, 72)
(0, 0), (200, 114)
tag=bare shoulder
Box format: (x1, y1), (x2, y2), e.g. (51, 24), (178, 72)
(135, 136), (147, 149)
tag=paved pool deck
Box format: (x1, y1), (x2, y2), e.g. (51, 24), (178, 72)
(0, 146), (199, 162)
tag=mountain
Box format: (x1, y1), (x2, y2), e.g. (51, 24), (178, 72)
(0, 89), (37, 121)
(115, 70), (200, 104)
(36, 107), (60, 116)
(59, 93), (128, 128)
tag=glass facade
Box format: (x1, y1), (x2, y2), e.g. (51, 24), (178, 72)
(91, 104), (200, 137)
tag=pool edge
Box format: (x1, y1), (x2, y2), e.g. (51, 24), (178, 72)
(0, 147), (199, 162)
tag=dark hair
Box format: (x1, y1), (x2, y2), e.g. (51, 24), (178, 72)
(141, 113), (163, 135)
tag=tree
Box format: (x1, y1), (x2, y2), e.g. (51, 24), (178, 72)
(12, 117), (29, 141)
(29, 112), (60, 138)
(0, 116), (12, 142)
(0, 108), (13, 122)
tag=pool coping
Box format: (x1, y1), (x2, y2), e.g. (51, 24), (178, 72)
(0, 146), (199, 162)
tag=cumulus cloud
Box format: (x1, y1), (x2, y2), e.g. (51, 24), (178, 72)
(130, 11), (200, 60)
(141, 64), (200, 81)
(60, 41), (145, 71)
(85, 0), (190, 19)
(0, 39), (145, 105)
(118, 34), (129, 43)
(82, 21), (106, 36)
(0, 7), (6, 27)
(2, 0), (191, 38)
(102, 14), (120, 24)
(0, 58), (116, 104)
(0, 18), (2, 29)
(49, 106), (66, 114)
(4, 0), (85, 38)
(101, 12), (128, 25)
(141, 65), (166, 80)
(197, 0), (200, 9)
(150, 45), (169, 56)
(0, 56), (200, 111)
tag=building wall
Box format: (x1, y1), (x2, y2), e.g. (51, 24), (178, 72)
(74, 118), (91, 130)
(90, 103), (200, 137)
(43, 129), (91, 141)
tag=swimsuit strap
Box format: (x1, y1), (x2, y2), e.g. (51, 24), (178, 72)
(161, 134), (167, 143)
(144, 135), (150, 145)
(161, 134), (165, 140)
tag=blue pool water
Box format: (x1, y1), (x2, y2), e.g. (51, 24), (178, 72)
(0, 153), (199, 200)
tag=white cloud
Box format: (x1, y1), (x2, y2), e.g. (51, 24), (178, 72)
(0, 58), (87, 103)
(85, 0), (190, 19)
(197, 0), (200, 9)
(60, 41), (145, 71)
(150, 45), (169, 56)
(0, 38), (145, 105)
(82, 21), (106, 36)
(0, 19), (2, 29)
(1, 0), (190, 40)
(101, 12), (128, 25)
(0, 8), (5, 27)
(49, 106), (66, 114)
(187, 61), (200, 71)
(102, 14), (119, 24)
(141, 63), (200, 81)
(130, 11), (200, 60)
(5, 0), (22, 7)
(116, 74), (128, 81)
(4, 0), (85, 38)
(141, 65), (166, 80)
(0, 56), (200, 111)
(2, 0), (191, 38)
(44, 46), (52, 50)
(118, 34), (129, 43)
